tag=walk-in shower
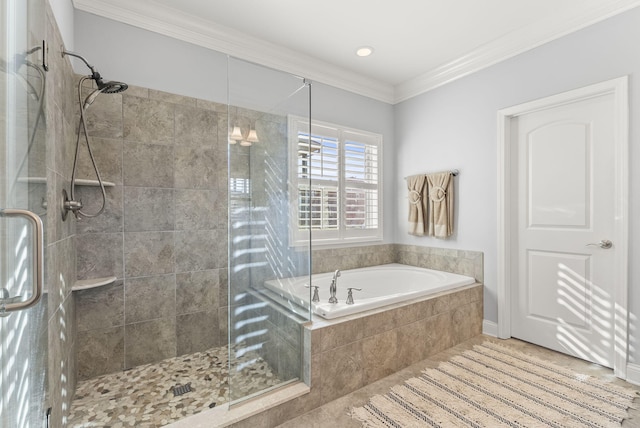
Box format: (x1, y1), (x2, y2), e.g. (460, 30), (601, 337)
(59, 54), (313, 426)
(61, 50), (128, 220)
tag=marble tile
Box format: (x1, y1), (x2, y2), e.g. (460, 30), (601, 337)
(176, 310), (219, 355)
(425, 312), (454, 356)
(124, 231), (175, 277)
(83, 91), (124, 139)
(75, 280), (124, 332)
(362, 329), (399, 385)
(123, 186), (175, 232)
(277, 335), (303, 381)
(174, 189), (218, 230)
(174, 229), (226, 272)
(125, 274), (176, 324)
(123, 96), (175, 144)
(76, 232), (124, 280)
(175, 104), (218, 147)
(76, 326), (125, 380)
(123, 141), (174, 187)
(176, 269), (219, 314)
(218, 268), (229, 307)
(218, 306), (229, 346)
(320, 341), (364, 404)
(124, 85), (149, 98)
(395, 319), (430, 368)
(320, 318), (365, 352)
(125, 317), (177, 368)
(174, 146), (218, 189)
(75, 137), (123, 185)
(75, 184), (124, 234)
(451, 300), (483, 344)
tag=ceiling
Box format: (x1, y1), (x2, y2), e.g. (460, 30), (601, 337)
(73, 0), (640, 103)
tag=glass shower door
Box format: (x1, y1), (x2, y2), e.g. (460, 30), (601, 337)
(227, 57), (311, 404)
(0, 0), (48, 426)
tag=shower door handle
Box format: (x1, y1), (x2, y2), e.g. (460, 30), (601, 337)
(0, 208), (44, 315)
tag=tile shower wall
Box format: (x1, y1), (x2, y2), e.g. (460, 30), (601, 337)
(44, 2), (79, 425)
(73, 85), (229, 379)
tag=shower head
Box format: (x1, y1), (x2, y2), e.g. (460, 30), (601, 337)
(96, 78), (128, 94)
(62, 50), (128, 95)
(83, 82), (127, 107)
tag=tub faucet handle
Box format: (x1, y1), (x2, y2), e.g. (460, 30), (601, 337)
(346, 287), (362, 305)
(304, 284), (320, 303)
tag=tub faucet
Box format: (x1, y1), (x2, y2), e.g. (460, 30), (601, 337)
(329, 270), (340, 304)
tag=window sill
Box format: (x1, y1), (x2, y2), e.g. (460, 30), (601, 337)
(291, 237), (384, 250)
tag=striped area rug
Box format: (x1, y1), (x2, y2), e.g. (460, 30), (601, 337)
(351, 342), (637, 427)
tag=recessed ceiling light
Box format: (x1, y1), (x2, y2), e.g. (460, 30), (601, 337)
(356, 46), (374, 57)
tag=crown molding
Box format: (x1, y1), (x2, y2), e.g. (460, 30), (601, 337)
(72, 0), (395, 104)
(73, 0), (640, 105)
(394, 0), (640, 103)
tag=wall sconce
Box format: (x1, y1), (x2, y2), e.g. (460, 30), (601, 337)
(229, 126), (243, 144)
(230, 125), (259, 146)
(246, 129), (259, 143)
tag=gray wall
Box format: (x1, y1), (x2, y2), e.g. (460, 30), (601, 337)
(49, 0), (73, 50)
(394, 8), (640, 361)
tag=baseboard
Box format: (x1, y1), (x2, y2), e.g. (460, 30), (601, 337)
(625, 363), (640, 386)
(482, 320), (498, 337)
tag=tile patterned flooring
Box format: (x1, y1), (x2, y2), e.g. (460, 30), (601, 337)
(278, 335), (640, 428)
(68, 345), (281, 427)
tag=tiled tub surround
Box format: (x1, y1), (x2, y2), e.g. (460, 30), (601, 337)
(73, 84), (230, 379)
(312, 244), (483, 282)
(176, 278), (483, 427)
(307, 281), (483, 401)
(214, 246), (484, 426)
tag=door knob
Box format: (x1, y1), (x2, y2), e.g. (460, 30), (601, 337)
(586, 239), (613, 249)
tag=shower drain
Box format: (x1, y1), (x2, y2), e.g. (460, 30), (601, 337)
(171, 383), (192, 397)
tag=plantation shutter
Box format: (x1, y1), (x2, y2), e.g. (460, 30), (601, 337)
(290, 116), (382, 245)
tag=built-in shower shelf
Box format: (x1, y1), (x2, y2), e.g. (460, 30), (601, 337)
(72, 276), (117, 292)
(17, 177), (116, 187)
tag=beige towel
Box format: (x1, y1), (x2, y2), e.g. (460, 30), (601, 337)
(407, 174), (428, 236)
(426, 172), (454, 238)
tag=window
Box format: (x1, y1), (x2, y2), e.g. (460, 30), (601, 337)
(289, 116), (382, 246)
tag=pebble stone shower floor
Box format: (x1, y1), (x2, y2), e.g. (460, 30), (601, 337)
(68, 344), (282, 427)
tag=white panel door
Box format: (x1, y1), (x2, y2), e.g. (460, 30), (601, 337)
(511, 92), (616, 367)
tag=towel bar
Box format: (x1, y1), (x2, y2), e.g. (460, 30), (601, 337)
(404, 169), (459, 179)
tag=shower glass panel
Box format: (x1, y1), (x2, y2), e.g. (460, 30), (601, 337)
(227, 57), (311, 404)
(0, 0), (49, 426)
